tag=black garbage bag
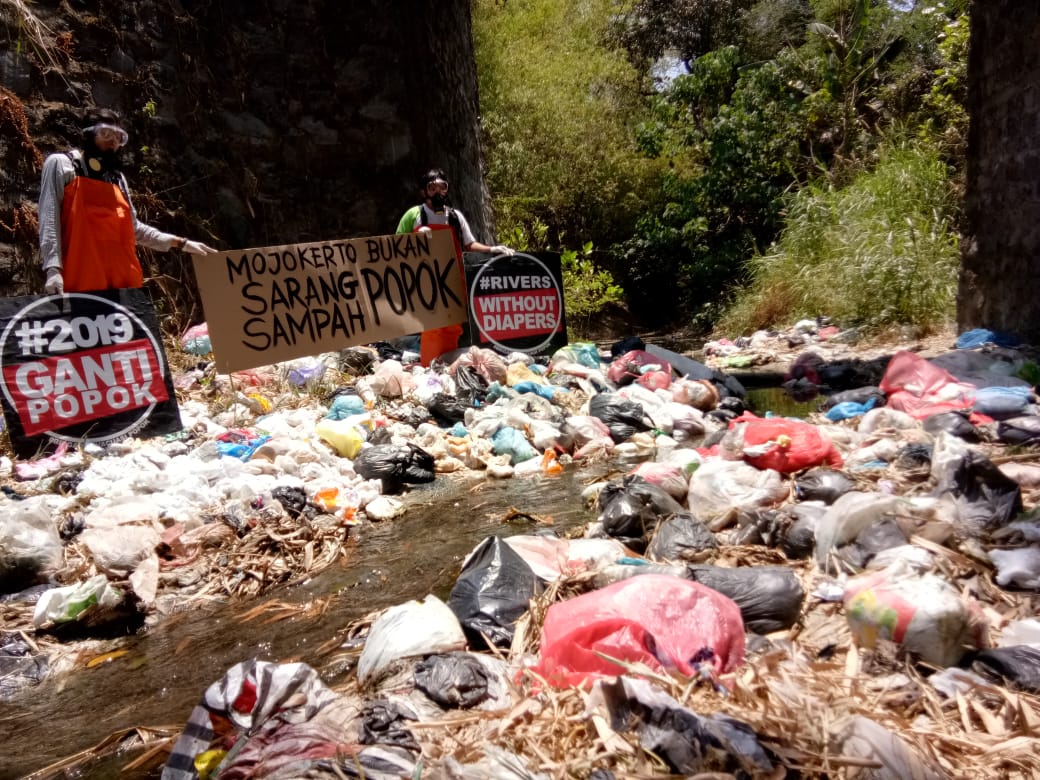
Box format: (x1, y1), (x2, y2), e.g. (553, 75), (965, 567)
(593, 676), (773, 776)
(933, 449), (1023, 531)
(686, 564), (804, 633)
(895, 442), (932, 469)
(781, 504), (824, 560)
(923, 411), (980, 442)
(731, 508), (790, 548)
(646, 513), (718, 563)
(598, 476), (685, 551)
(427, 392), (471, 425)
(997, 416), (1040, 446)
(448, 536), (544, 649)
(820, 386), (886, 411)
(453, 364), (489, 400)
(271, 485), (316, 519)
(359, 700), (420, 751)
(838, 518), (908, 570)
(588, 393), (652, 443)
(970, 646), (1040, 694)
(795, 468), (855, 505)
(387, 404), (432, 428)
(611, 335), (646, 358)
(354, 443), (435, 494)
(414, 652), (491, 709)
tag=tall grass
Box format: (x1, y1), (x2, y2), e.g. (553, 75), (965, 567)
(718, 140), (960, 334)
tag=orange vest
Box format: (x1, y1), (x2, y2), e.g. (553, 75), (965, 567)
(61, 174), (143, 292)
(415, 222), (465, 366)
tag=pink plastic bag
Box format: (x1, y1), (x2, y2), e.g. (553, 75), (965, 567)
(607, 350), (672, 387)
(533, 574), (745, 688)
(880, 350), (976, 419)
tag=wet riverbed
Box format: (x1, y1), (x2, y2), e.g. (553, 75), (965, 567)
(1, 466), (611, 779)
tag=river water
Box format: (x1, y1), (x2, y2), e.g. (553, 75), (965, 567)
(0, 375), (813, 778)
(0, 466), (611, 779)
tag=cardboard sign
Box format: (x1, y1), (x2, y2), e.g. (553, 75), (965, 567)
(0, 290), (182, 458)
(192, 230), (467, 373)
(465, 251), (567, 357)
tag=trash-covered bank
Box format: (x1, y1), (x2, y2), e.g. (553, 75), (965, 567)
(3, 325), (1040, 778)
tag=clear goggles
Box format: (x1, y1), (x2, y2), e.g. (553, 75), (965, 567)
(426, 178), (449, 193)
(87, 123), (129, 147)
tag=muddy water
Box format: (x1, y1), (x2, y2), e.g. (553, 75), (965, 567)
(0, 466), (610, 779)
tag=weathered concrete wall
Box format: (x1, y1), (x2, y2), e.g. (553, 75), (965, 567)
(0, 0), (491, 320)
(960, 2), (1040, 342)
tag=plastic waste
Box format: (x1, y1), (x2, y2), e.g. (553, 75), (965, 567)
(533, 574), (745, 687)
(814, 491), (905, 569)
(989, 547), (1040, 590)
(448, 536), (545, 649)
(353, 443), (435, 494)
(956, 328), (1019, 349)
(491, 426), (538, 465)
(998, 618), (1040, 647)
(931, 435), (1023, 531)
(687, 459), (787, 530)
(844, 562), (984, 667)
(824, 397), (877, 421)
(32, 575), (124, 627)
(628, 462), (688, 501)
(970, 646), (1040, 693)
(645, 513), (718, 563)
(588, 393), (652, 443)
(314, 418), (364, 458)
(286, 359), (326, 387)
(832, 715), (944, 780)
(728, 414), (844, 473)
(326, 393), (367, 419)
(162, 660), (343, 780)
(923, 410), (979, 441)
(973, 386), (1035, 419)
(0, 496), (64, 591)
(597, 475), (685, 550)
(997, 415), (1040, 446)
(795, 468), (855, 505)
(588, 676), (773, 776)
(357, 595), (467, 685)
(413, 652), (496, 709)
(820, 386), (886, 411)
(180, 323), (211, 355)
(686, 564), (804, 633)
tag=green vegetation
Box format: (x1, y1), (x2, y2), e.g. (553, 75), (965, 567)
(472, 0), (970, 335)
(718, 141), (960, 333)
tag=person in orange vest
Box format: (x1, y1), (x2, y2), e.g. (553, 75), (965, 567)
(38, 108), (219, 295)
(396, 167), (512, 366)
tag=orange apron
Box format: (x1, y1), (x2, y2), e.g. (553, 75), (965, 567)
(61, 175), (143, 292)
(416, 221), (465, 367)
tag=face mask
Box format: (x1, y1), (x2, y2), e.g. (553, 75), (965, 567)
(83, 138), (122, 179)
(429, 193), (447, 211)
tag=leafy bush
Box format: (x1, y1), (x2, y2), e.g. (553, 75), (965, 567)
(717, 139), (959, 334)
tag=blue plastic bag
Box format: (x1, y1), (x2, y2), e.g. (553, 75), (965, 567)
(956, 328), (1019, 349)
(326, 394), (366, 420)
(824, 397), (877, 421)
(491, 426), (538, 464)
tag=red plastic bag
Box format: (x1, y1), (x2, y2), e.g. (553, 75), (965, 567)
(533, 574), (745, 688)
(879, 350), (976, 419)
(732, 413), (843, 473)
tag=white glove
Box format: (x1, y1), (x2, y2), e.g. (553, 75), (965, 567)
(44, 268), (64, 295)
(418, 226), (433, 233)
(182, 239), (220, 256)
(490, 244), (515, 255)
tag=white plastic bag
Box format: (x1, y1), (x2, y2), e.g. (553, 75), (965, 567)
(357, 595), (466, 685)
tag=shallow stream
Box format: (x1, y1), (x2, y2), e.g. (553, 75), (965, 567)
(1, 466), (611, 779)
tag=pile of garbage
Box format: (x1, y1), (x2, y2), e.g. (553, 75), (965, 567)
(4, 327), (1040, 778)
